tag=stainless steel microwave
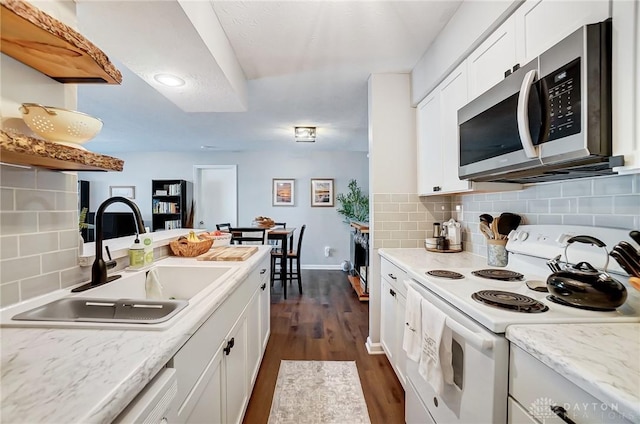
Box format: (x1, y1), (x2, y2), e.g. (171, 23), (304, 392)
(458, 19), (622, 184)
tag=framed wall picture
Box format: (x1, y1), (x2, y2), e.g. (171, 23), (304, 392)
(109, 185), (135, 199)
(273, 179), (295, 206)
(310, 178), (334, 207)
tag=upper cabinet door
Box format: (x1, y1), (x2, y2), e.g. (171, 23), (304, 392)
(514, 0), (611, 64)
(416, 92), (442, 195)
(467, 16), (518, 101)
(439, 62), (471, 193)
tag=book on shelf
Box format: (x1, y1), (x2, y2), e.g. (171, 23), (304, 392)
(152, 199), (179, 214)
(164, 220), (182, 230)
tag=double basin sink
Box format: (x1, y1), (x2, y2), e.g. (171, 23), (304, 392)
(2, 264), (237, 330)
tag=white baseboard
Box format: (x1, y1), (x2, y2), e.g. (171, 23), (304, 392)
(299, 265), (343, 270)
(365, 337), (385, 355)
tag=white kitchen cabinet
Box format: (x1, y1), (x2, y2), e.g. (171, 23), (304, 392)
(172, 257), (269, 424)
(467, 16), (518, 101)
(612, 0), (640, 174)
(248, 260), (269, 387)
(380, 258), (408, 388)
(417, 63), (517, 196)
(514, 0), (610, 64)
(416, 92), (441, 196)
(259, 268), (270, 352)
(509, 345), (631, 423)
(225, 313), (249, 424)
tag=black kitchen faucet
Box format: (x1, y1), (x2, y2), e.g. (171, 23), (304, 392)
(72, 196), (146, 293)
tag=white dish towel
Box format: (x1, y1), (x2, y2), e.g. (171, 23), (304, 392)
(418, 298), (454, 395)
(402, 283), (422, 362)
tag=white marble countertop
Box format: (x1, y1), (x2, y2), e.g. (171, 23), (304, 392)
(507, 323), (640, 422)
(378, 247), (487, 272)
(0, 247), (271, 424)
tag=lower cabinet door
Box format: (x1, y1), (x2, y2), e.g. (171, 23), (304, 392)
(259, 275), (270, 350)
(394, 293), (407, 388)
(380, 278), (396, 362)
(225, 313), (249, 424)
(247, 288), (261, 387)
(178, 344), (225, 424)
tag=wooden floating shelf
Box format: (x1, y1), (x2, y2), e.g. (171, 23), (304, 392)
(1, 130), (124, 172)
(0, 0), (122, 84)
(347, 274), (369, 302)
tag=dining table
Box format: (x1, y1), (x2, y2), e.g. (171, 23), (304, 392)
(267, 227), (296, 299)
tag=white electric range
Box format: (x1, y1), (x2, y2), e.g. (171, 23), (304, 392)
(401, 225), (640, 424)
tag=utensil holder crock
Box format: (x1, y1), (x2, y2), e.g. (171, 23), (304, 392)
(487, 239), (508, 267)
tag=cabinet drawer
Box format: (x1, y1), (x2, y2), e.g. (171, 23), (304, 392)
(509, 345), (631, 423)
(381, 258), (408, 297)
(508, 397), (538, 424)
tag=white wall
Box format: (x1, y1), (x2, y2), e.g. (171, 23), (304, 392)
(78, 150), (368, 268)
(367, 73), (416, 352)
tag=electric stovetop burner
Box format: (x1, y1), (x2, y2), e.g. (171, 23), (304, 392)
(426, 270), (464, 280)
(472, 290), (549, 313)
(546, 295), (616, 311)
(472, 269), (524, 281)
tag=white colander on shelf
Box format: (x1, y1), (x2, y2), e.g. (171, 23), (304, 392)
(19, 103), (103, 146)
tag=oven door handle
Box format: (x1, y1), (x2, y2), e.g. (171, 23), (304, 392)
(404, 280), (494, 351)
(444, 317), (494, 351)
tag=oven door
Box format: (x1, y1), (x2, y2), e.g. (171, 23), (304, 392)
(405, 280), (509, 424)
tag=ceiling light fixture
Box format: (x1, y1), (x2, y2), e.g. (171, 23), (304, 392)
(154, 73), (185, 87)
(294, 126), (316, 142)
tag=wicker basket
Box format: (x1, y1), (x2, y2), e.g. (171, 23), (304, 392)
(169, 238), (213, 257)
(199, 232), (232, 246)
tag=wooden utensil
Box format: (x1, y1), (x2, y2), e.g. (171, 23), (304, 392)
(630, 277), (640, 291)
(491, 218), (503, 240)
(479, 222), (494, 239)
(498, 212), (521, 238)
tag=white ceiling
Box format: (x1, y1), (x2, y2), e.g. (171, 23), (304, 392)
(76, 0), (462, 154)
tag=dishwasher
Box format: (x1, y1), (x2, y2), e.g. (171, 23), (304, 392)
(114, 368), (177, 424)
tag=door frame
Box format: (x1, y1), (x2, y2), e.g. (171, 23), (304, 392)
(193, 165), (238, 229)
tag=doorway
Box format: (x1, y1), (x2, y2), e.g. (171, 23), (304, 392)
(193, 165), (238, 230)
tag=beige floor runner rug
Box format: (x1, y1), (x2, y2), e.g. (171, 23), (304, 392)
(267, 360), (371, 424)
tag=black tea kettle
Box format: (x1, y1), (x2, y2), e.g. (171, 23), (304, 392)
(546, 235), (627, 311)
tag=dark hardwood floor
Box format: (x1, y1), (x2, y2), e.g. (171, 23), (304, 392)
(243, 270), (405, 424)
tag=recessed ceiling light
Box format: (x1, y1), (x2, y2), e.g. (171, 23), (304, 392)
(294, 126), (316, 142)
(154, 73), (185, 87)
(200, 145), (219, 150)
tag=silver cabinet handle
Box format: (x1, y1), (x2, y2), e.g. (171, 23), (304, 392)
(260, 268), (267, 274)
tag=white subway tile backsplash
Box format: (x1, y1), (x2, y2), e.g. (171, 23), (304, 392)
(0, 256), (41, 284)
(613, 195), (640, 215)
(20, 232), (59, 256)
(528, 199), (549, 213)
(41, 249), (79, 273)
(594, 214), (635, 229)
(0, 211), (38, 235)
(56, 191), (80, 210)
(391, 230), (409, 240)
(36, 169), (77, 192)
(382, 239), (402, 248)
(399, 203), (418, 212)
(0, 167), (85, 307)
(391, 194), (409, 203)
(61, 266), (89, 289)
(383, 221), (401, 231)
(20, 272), (61, 301)
(374, 193), (391, 202)
(538, 214), (563, 225)
(0, 282), (20, 307)
(549, 198), (577, 214)
(381, 203), (400, 212)
(1, 188), (14, 210)
(578, 196), (613, 214)
(563, 214), (594, 226)
(15, 189), (56, 211)
(0, 165), (36, 189)
(38, 211), (75, 232)
(400, 222), (417, 231)
(401, 239), (420, 248)
(0, 236), (18, 260)
(593, 175), (633, 195)
(536, 183), (562, 199)
(562, 179), (592, 197)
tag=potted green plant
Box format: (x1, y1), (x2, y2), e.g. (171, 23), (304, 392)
(336, 179), (369, 223)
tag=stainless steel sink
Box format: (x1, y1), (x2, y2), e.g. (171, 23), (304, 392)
(12, 298), (188, 324)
